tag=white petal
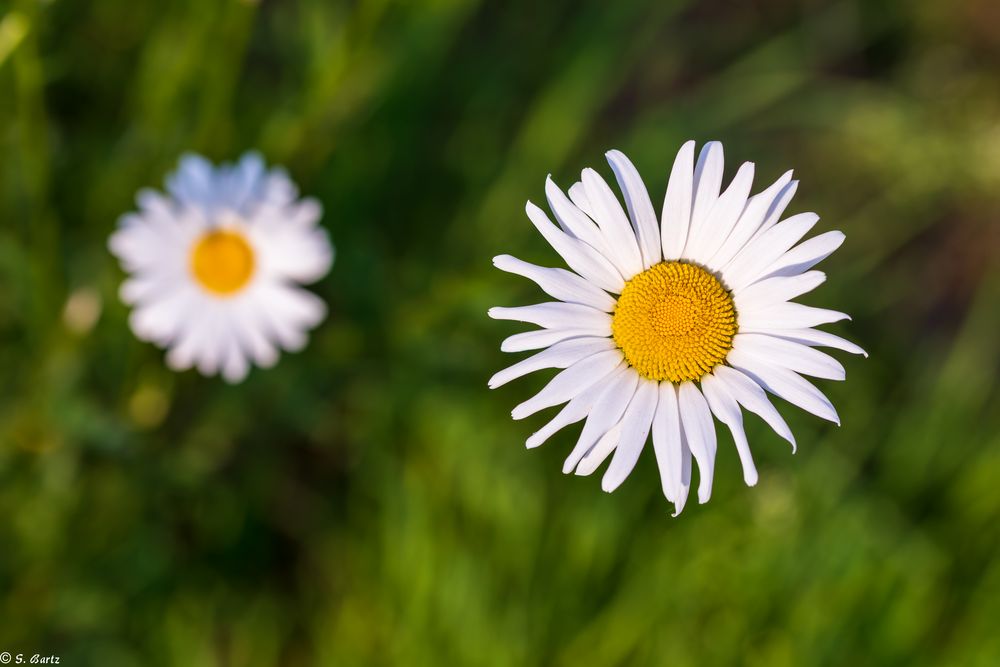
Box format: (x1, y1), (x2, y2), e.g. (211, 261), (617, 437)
(249, 198), (333, 284)
(501, 328), (605, 353)
(685, 161), (754, 262)
(759, 231), (845, 281)
(261, 282), (326, 331)
(581, 168), (644, 278)
(681, 141), (724, 260)
(661, 140), (695, 259)
(712, 366), (796, 451)
(120, 262), (192, 306)
(221, 341), (251, 384)
(135, 188), (183, 225)
(215, 312), (249, 382)
(749, 179), (799, 242)
(575, 423), (621, 477)
(256, 166), (298, 209)
(164, 296), (219, 372)
(511, 349), (623, 419)
(128, 292), (186, 344)
(562, 369), (639, 473)
(234, 152), (266, 198)
(526, 364), (628, 448)
(722, 212), (819, 290)
(193, 307), (227, 376)
(602, 378), (658, 492)
(728, 348), (840, 424)
(251, 283), (324, 352)
(568, 182), (594, 219)
(651, 382), (692, 515)
(229, 297), (280, 369)
(492, 255), (616, 312)
(489, 337), (616, 389)
(757, 328), (867, 357)
(169, 151), (292, 217)
(606, 150), (662, 268)
(677, 382), (717, 504)
(488, 303), (611, 334)
(109, 212), (191, 273)
(701, 373), (758, 486)
(738, 302), (850, 331)
(733, 271), (826, 311)
(525, 201), (624, 293)
(674, 430), (694, 513)
(707, 171), (793, 269)
(544, 177), (615, 259)
(166, 154), (216, 209)
(241, 158), (285, 201)
(733, 333), (846, 381)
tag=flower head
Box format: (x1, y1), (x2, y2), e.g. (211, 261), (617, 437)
(490, 141), (865, 514)
(109, 152), (334, 383)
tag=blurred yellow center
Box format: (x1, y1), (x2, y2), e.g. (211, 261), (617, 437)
(612, 261), (736, 383)
(190, 229), (255, 295)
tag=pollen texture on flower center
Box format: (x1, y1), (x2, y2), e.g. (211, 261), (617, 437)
(611, 261), (737, 383)
(190, 229), (256, 295)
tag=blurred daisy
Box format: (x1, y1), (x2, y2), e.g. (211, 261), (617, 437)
(109, 152), (333, 383)
(489, 141), (864, 514)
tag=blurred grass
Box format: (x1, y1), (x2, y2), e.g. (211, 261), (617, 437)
(1, 0), (999, 665)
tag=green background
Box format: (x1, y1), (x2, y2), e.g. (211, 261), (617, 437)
(1, 0), (999, 664)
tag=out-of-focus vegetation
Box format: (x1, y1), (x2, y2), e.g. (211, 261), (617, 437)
(1, 0), (999, 664)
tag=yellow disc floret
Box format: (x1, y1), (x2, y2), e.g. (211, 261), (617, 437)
(611, 261), (737, 383)
(190, 229), (256, 296)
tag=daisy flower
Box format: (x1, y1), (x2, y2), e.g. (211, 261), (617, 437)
(109, 152), (333, 383)
(489, 141), (864, 515)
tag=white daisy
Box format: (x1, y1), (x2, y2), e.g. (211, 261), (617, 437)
(489, 141), (865, 515)
(109, 152), (334, 383)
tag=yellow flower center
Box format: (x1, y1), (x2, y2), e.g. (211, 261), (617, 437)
(190, 229), (256, 295)
(611, 261), (737, 383)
